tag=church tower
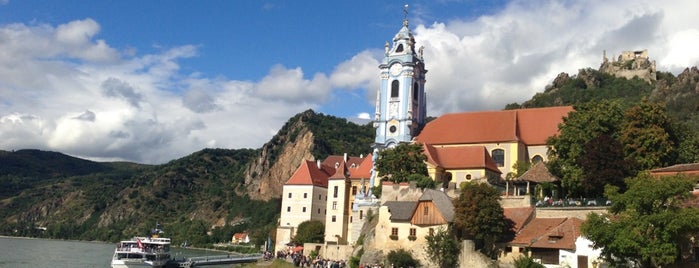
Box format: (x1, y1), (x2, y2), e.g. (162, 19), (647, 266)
(373, 5), (427, 149)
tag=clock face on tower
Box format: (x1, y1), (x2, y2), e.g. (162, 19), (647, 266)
(389, 63), (402, 76)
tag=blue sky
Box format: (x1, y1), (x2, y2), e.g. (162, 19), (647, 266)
(1, 0), (698, 164)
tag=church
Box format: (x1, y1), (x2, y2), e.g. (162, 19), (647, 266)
(274, 8), (574, 260)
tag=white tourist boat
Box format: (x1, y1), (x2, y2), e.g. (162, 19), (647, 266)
(111, 232), (171, 268)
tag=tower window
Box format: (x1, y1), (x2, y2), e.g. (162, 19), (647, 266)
(332, 201), (337, 210)
(302, 207), (306, 212)
(287, 206), (291, 212)
(332, 215), (336, 222)
(391, 80), (399, 98)
(333, 186), (338, 198)
(413, 82), (418, 100)
(492, 149), (505, 167)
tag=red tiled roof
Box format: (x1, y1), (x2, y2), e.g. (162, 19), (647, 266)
(285, 160), (331, 187)
(233, 232), (248, 240)
(516, 106), (574, 145)
(349, 153), (373, 179)
(423, 145), (502, 174)
(329, 161), (348, 180)
(416, 106), (573, 146)
(650, 163), (699, 177)
(503, 207), (535, 233)
(510, 217), (582, 251)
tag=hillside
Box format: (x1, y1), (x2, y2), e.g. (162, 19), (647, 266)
(0, 110), (373, 245)
(508, 66), (699, 129)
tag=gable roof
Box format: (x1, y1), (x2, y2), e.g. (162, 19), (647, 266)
(423, 145), (502, 174)
(349, 153), (373, 179)
(285, 160), (332, 187)
(418, 189), (455, 222)
(384, 201), (417, 221)
(503, 207), (535, 233)
(510, 217), (583, 251)
(232, 232), (248, 240)
(415, 106), (573, 146)
(516, 106), (574, 145)
(516, 162), (560, 183)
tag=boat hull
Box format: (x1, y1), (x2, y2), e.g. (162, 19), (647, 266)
(111, 259), (168, 268)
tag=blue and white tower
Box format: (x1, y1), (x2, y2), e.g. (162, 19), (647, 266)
(373, 5), (427, 150)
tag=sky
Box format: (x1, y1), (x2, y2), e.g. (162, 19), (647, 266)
(1, 0), (698, 164)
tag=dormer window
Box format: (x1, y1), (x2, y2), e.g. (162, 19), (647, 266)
(395, 44), (404, 53)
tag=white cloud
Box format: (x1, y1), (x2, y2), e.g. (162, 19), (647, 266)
(0, 20), (318, 164)
(1, 0), (698, 164)
(343, 0), (699, 116)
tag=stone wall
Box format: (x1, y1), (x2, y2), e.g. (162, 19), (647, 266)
(459, 240), (498, 268)
(535, 207), (606, 220)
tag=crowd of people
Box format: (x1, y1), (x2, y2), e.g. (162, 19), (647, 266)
(275, 249), (390, 268)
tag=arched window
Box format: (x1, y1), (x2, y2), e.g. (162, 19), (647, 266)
(492, 149), (505, 167)
(396, 44), (404, 53)
(413, 82), (418, 100)
(391, 80), (399, 98)
(532, 155), (543, 164)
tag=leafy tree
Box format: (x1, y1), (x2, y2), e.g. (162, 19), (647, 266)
(513, 254), (545, 268)
(292, 220), (324, 244)
(375, 143), (428, 183)
(619, 98), (676, 170)
(577, 134), (635, 196)
(425, 227), (461, 268)
(452, 182), (514, 259)
(548, 100), (626, 196)
(581, 173), (699, 267)
(386, 249), (420, 268)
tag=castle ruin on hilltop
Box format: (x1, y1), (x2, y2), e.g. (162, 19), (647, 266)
(600, 49), (656, 83)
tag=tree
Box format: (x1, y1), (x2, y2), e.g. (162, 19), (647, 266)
(292, 220), (324, 244)
(513, 254), (545, 268)
(619, 98), (675, 170)
(581, 173), (699, 267)
(577, 134), (635, 196)
(548, 100), (626, 196)
(375, 143), (428, 183)
(425, 227), (461, 268)
(452, 182), (514, 259)
(386, 249), (420, 268)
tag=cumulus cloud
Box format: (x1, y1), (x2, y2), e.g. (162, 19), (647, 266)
(1, 0), (698, 164)
(0, 20), (316, 164)
(341, 0), (699, 115)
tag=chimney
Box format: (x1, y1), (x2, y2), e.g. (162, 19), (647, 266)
(317, 160), (321, 169)
(360, 154), (364, 158)
(344, 153), (348, 162)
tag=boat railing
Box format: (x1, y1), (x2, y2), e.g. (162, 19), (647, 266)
(116, 246), (170, 254)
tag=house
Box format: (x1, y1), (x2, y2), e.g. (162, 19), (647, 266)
(275, 154), (373, 252)
(374, 186), (455, 266)
(502, 212), (603, 268)
(232, 232), (250, 244)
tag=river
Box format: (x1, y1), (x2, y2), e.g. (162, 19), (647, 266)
(0, 236), (237, 267)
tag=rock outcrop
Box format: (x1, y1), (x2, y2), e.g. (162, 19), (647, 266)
(243, 112), (317, 201)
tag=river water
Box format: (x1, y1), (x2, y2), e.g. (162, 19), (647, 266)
(0, 236), (235, 267)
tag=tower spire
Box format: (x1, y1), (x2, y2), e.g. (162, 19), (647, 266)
(403, 4), (409, 27)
